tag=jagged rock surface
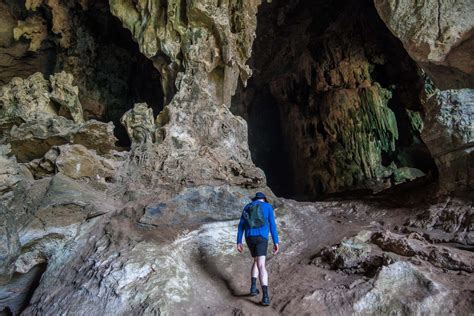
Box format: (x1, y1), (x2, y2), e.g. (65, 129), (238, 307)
(107, 0), (266, 189)
(0, 0), (473, 315)
(422, 89), (474, 192)
(233, 0), (434, 198)
(0, 72), (117, 162)
(109, 0), (259, 105)
(374, 0), (474, 193)
(0, 71), (84, 129)
(120, 103), (156, 145)
(374, 0), (474, 89)
(2, 190), (470, 315)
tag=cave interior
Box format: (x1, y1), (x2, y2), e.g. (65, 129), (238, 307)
(3, 0), (437, 199)
(232, 0), (437, 200)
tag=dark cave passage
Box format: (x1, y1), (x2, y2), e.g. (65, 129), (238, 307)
(4, 0), (166, 148)
(232, 0), (437, 200)
(70, 1), (163, 147)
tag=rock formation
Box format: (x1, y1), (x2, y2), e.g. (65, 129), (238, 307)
(0, 72), (117, 162)
(374, 0), (474, 89)
(120, 103), (156, 145)
(374, 0), (474, 193)
(0, 0), (472, 314)
(233, 0), (435, 198)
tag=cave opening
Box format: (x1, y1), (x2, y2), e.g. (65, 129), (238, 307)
(232, 0), (437, 201)
(57, 1), (165, 147)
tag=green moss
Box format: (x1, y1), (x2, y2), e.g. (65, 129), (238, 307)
(406, 109), (423, 132)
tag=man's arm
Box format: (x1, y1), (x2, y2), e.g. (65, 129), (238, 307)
(268, 205), (279, 246)
(236, 212), (245, 245)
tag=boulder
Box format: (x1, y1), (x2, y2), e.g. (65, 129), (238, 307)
(27, 144), (114, 180)
(421, 89), (474, 192)
(354, 262), (458, 315)
(315, 231), (375, 270)
(9, 117), (117, 162)
(374, 0), (474, 89)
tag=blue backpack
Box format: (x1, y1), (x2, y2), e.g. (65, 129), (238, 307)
(243, 202), (266, 228)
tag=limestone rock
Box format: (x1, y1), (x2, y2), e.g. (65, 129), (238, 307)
(354, 262), (457, 315)
(104, 0), (266, 189)
(315, 231), (376, 271)
(0, 72), (56, 132)
(0, 2), (51, 87)
(234, 0), (433, 197)
(0, 71), (84, 134)
(109, 0), (260, 104)
(27, 144), (114, 180)
(50, 71), (84, 123)
(0, 205), (20, 283)
(140, 185), (254, 226)
(0, 264), (46, 315)
(72, 120), (118, 154)
(407, 197), (473, 244)
(374, 0), (474, 89)
(10, 173), (116, 276)
(421, 89), (474, 192)
(120, 103), (155, 145)
(55, 145), (114, 180)
(372, 231), (473, 272)
(13, 15), (48, 52)
(374, 1), (474, 193)
(392, 167), (425, 184)
(0, 145), (21, 204)
(25, 0), (76, 48)
(9, 117), (117, 162)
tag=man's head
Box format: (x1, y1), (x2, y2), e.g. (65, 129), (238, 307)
(252, 192), (267, 202)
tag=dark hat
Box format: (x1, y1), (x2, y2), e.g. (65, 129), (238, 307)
(252, 192), (267, 201)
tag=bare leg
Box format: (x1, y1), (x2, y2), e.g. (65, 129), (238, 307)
(256, 256), (268, 286)
(251, 257), (259, 278)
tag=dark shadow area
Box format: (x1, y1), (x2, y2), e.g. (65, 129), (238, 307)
(233, 87), (294, 197)
(0, 263), (47, 315)
(196, 246), (263, 306)
(64, 1), (165, 148)
(232, 0), (437, 201)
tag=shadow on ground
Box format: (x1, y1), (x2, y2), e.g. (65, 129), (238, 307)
(196, 246), (262, 306)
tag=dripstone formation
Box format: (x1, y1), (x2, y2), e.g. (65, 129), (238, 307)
(233, 0), (436, 198)
(374, 0), (474, 192)
(0, 0), (472, 314)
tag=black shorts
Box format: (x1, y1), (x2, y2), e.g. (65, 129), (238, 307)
(245, 236), (268, 257)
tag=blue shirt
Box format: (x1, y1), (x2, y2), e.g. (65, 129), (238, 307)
(237, 200), (279, 245)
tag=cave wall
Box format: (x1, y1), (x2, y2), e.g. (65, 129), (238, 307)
(0, 0), (268, 194)
(2, 0), (470, 196)
(0, 0), (164, 147)
(0, 0), (473, 314)
(234, 0), (435, 199)
(105, 0), (267, 189)
(374, 0), (474, 193)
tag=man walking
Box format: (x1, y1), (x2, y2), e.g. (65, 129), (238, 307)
(236, 192), (279, 306)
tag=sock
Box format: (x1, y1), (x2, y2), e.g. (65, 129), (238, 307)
(262, 285), (269, 297)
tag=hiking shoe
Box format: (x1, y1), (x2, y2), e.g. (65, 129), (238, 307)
(250, 288), (259, 296)
(261, 295), (270, 306)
